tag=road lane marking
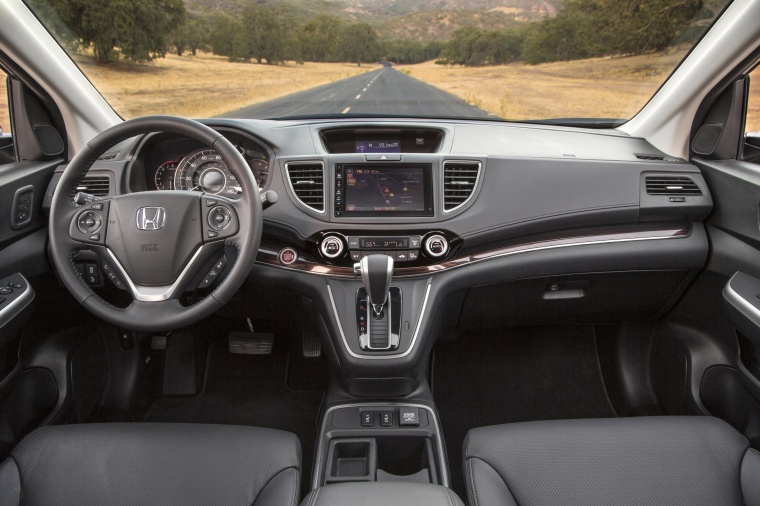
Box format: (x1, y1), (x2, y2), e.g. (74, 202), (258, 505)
(341, 107), (351, 114)
(363, 88), (367, 91)
(355, 94), (361, 99)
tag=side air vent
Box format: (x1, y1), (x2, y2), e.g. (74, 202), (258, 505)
(443, 160), (481, 212)
(286, 162), (324, 212)
(97, 152), (119, 161)
(645, 176), (702, 195)
(76, 175), (111, 196)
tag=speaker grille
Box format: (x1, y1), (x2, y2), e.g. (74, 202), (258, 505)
(33, 125), (64, 156)
(692, 124), (722, 155)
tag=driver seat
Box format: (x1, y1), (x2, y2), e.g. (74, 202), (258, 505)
(0, 423), (301, 506)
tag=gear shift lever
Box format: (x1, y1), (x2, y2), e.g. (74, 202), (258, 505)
(354, 254), (394, 317)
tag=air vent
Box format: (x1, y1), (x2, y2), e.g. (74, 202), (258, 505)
(97, 152), (118, 161)
(443, 160), (481, 212)
(645, 176), (702, 195)
(286, 162), (324, 212)
(76, 175), (111, 196)
(635, 153), (676, 162)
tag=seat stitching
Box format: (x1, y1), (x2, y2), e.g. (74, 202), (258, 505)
(309, 487), (320, 506)
(445, 487), (456, 506)
(468, 457), (479, 506)
(290, 469), (298, 506)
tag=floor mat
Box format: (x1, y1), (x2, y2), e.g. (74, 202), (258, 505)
(433, 325), (616, 498)
(145, 342), (324, 497)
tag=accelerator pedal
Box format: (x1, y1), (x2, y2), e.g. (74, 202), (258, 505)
(302, 326), (322, 358)
(229, 332), (274, 355)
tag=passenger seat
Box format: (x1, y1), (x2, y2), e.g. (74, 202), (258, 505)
(464, 416), (759, 506)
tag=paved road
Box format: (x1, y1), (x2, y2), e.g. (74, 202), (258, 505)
(223, 67), (493, 119)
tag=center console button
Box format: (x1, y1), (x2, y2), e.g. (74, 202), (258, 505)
(348, 237), (360, 249)
(408, 250), (419, 261)
(409, 236), (422, 248)
(380, 412), (393, 426)
(320, 235), (345, 259)
(361, 412), (374, 427)
(424, 234), (448, 258)
(399, 407), (420, 426)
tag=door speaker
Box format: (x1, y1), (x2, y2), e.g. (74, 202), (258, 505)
(692, 123), (723, 155)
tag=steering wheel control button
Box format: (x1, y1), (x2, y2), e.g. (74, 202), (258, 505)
(7, 282), (23, 289)
(206, 199), (218, 207)
(361, 412), (374, 427)
(77, 211), (102, 235)
(278, 248), (298, 266)
(399, 407), (420, 426)
(208, 206), (232, 230)
(320, 235), (344, 259)
(0, 287), (12, 295)
(424, 234), (448, 258)
(91, 203), (104, 211)
(208, 230), (219, 238)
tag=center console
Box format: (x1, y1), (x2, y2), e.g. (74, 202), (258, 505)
(313, 403), (449, 489)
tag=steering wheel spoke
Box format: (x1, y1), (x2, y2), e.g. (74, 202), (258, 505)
(68, 199), (111, 247)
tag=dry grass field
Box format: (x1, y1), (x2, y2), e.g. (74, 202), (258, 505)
(73, 52), (376, 119)
(400, 52), (760, 131)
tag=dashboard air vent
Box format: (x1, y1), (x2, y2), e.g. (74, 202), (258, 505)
(645, 176), (702, 195)
(635, 153), (676, 162)
(76, 175), (110, 196)
(443, 160), (481, 212)
(286, 162), (324, 212)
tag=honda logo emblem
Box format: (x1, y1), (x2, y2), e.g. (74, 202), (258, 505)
(136, 207), (166, 230)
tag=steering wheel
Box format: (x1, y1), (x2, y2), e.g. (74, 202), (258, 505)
(49, 116), (262, 332)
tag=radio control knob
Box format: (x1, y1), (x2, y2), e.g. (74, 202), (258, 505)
(320, 235), (345, 259)
(424, 234), (448, 258)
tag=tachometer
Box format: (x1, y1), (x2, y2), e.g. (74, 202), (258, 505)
(154, 161), (179, 190)
(174, 149), (242, 196)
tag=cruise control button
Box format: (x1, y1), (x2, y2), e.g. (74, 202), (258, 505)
(91, 203), (104, 211)
(208, 231), (219, 238)
(89, 234), (100, 241)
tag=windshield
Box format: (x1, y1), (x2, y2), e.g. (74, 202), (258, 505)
(21, 0), (733, 124)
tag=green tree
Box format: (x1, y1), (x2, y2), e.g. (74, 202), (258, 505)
(337, 23), (381, 67)
(51, 0), (186, 63)
(172, 17), (210, 57)
(298, 14), (345, 62)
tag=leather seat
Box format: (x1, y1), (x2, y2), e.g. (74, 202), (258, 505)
(301, 482), (464, 506)
(0, 423), (302, 506)
(464, 416), (760, 506)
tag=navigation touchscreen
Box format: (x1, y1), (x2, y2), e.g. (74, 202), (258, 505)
(342, 164), (433, 217)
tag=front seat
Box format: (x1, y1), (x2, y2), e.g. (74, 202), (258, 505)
(0, 423), (302, 506)
(464, 416), (759, 506)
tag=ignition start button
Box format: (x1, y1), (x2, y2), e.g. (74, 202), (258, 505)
(278, 247), (298, 265)
(208, 206), (231, 230)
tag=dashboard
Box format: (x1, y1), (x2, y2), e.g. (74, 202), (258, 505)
(66, 116), (713, 376)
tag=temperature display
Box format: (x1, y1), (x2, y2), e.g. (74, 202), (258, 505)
(360, 238), (408, 249)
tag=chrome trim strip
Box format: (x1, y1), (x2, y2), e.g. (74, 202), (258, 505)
(0, 274), (35, 328)
(441, 159), (482, 214)
(284, 160), (326, 214)
(327, 283), (430, 360)
(311, 402), (449, 490)
(106, 245), (204, 302)
(255, 226), (689, 279)
(723, 272), (760, 328)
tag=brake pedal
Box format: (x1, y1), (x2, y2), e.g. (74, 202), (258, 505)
(228, 332), (274, 355)
(303, 326), (322, 358)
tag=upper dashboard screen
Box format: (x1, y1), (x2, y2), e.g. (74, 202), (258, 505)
(355, 140), (400, 154)
(321, 127), (443, 154)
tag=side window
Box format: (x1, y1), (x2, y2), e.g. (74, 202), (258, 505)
(748, 66), (759, 134)
(745, 65), (760, 163)
(0, 72), (14, 164)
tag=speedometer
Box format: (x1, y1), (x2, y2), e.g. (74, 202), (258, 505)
(174, 149), (242, 196)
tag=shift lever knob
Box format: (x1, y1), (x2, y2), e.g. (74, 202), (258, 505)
(355, 254), (394, 316)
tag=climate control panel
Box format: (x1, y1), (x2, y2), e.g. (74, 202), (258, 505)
(309, 231), (456, 266)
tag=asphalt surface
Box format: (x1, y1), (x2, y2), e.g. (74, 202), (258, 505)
(223, 66), (493, 119)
